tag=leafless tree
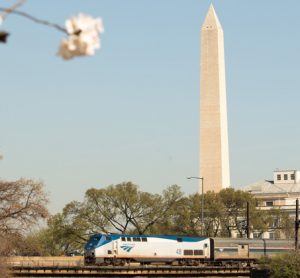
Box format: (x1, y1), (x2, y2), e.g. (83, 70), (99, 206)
(0, 178), (48, 236)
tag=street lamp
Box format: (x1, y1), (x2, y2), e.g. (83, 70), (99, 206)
(187, 176), (204, 235)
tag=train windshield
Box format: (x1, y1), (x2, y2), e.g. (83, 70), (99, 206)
(85, 234), (102, 250)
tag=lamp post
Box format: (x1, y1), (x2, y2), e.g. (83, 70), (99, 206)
(187, 176), (204, 234)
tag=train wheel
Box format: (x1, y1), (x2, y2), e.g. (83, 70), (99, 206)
(178, 259), (186, 266)
(104, 258), (113, 266)
(193, 260), (200, 266)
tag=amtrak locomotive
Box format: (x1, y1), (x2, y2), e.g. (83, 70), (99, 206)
(84, 233), (293, 266)
(84, 234), (213, 266)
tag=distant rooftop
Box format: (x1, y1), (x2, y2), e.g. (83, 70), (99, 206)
(242, 169), (300, 194)
(243, 180), (300, 194)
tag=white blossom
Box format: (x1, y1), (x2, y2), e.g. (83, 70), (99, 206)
(57, 13), (104, 60)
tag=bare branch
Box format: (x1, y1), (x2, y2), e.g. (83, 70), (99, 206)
(0, 0), (27, 21)
(0, 7), (67, 34)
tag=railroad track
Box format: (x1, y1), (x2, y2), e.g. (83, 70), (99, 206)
(11, 265), (251, 277)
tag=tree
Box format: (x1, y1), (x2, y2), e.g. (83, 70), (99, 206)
(218, 188), (257, 237)
(37, 183), (184, 255)
(168, 192), (224, 237)
(202, 192), (225, 236)
(0, 177), (48, 275)
(84, 183), (184, 235)
(0, 178), (48, 236)
(145, 185), (185, 235)
(259, 251), (300, 278)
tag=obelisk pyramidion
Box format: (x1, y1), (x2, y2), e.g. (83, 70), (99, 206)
(199, 5), (230, 193)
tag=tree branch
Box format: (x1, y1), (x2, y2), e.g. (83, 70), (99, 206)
(0, 0), (27, 21)
(0, 7), (68, 34)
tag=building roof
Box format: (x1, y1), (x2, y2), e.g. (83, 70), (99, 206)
(242, 180), (300, 195)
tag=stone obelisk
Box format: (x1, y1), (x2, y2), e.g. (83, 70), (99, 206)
(199, 5), (230, 193)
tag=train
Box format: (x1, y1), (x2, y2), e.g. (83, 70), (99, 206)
(84, 233), (294, 266)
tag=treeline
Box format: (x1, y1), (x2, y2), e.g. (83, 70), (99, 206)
(21, 182), (294, 256)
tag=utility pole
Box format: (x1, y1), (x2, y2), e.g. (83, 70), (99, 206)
(296, 199), (299, 251)
(246, 201), (250, 239)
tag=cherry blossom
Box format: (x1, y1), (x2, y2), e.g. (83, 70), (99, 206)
(58, 13), (104, 60)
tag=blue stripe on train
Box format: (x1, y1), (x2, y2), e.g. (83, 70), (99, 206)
(93, 234), (208, 248)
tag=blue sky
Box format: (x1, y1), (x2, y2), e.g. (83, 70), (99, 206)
(1, 0), (300, 213)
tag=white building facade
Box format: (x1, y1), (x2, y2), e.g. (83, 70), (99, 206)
(242, 169), (300, 239)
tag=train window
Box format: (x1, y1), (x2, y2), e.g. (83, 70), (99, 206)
(133, 238), (137, 242)
(106, 236), (111, 240)
(194, 250), (203, 255)
(93, 236), (100, 241)
(107, 250), (112, 254)
(121, 237), (126, 241)
(136, 238), (141, 242)
(204, 243), (208, 248)
(241, 245), (245, 249)
(177, 238), (183, 242)
(266, 201), (274, 206)
(127, 237), (131, 241)
(184, 250), (193, 256)
(142, 238), (147, 242)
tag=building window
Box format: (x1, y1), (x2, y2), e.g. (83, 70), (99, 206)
(269, 233), (275, 240)
(253, 232), (261, 239)
(284, 174), (288, 180)
(266, 201), (273, 206)
(291, 174), (295, 180)
(277, 174), (281, 181)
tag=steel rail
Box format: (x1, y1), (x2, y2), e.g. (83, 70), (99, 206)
(10, 265), (251, 277)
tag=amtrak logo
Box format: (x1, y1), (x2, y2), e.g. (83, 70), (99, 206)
(120, 244), (135, 252)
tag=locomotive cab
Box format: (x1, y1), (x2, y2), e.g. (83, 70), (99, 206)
(84, 234), (103, 265)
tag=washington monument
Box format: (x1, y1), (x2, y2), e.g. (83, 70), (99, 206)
(199, 5), (230, 193)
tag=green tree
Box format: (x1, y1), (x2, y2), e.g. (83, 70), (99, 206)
(202, 192), (225, 236)
(38, 183), (185, 254)
(219, 188), (256, 237)
(39, 202), (93, 255)
(84, 183), (184, 235)
(169, 192), (224, 237)
(260, 251), (300, 278)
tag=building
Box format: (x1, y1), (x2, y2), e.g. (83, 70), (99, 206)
(243, 169), (300, 210)
(199, 5), (230, 193)
(242, 169), (300, 239)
